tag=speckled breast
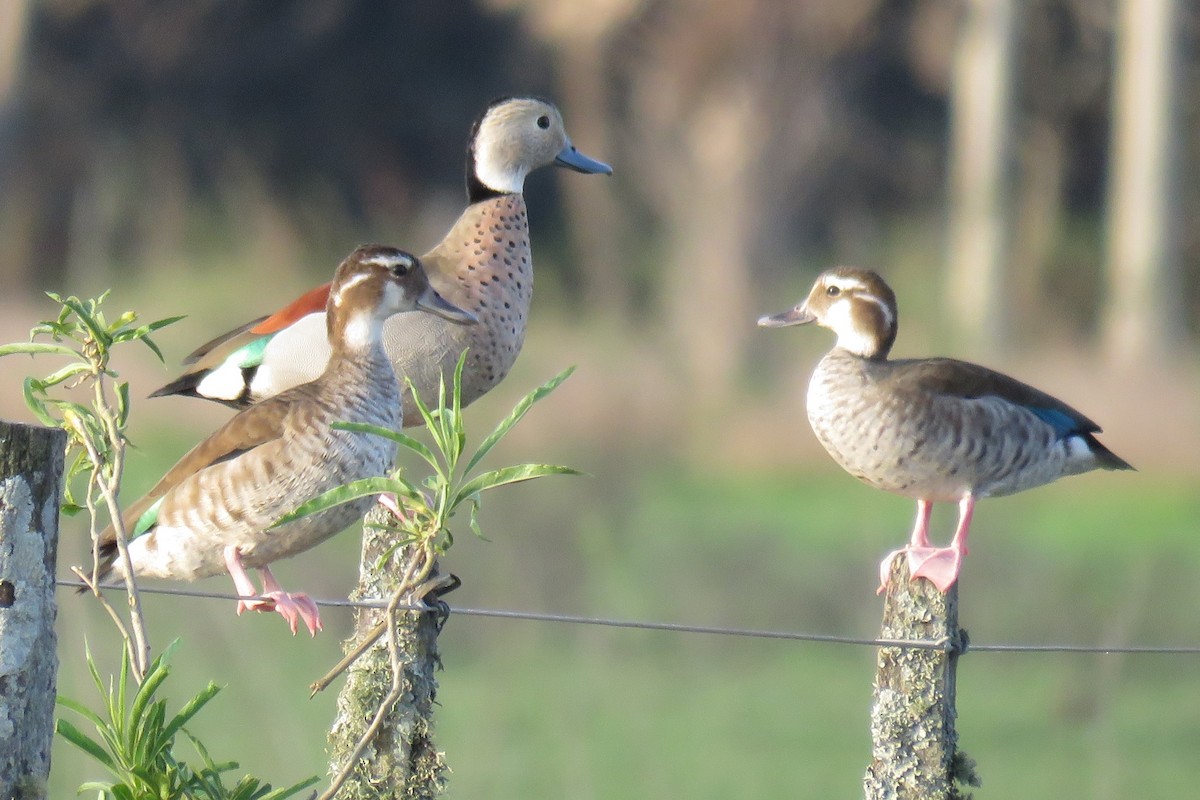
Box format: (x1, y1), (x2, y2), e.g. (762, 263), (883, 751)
(385, 194), (533, 420)
(806, 350), (1071, 502)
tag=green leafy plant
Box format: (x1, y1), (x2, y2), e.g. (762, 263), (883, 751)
(1, 291), (181, 678)
(277, 352), (581, 557)
(57, 643), (318, 800)
(0, 291), (181, 514)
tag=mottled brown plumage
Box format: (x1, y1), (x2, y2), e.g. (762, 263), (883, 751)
(152, 97), (611, 419)
(759, 266), (1131, 592)
(95, 245), (474, 634)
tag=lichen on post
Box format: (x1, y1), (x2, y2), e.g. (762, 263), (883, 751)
(863, 556), (981, 800)
(326, 504), (447, 800)
(0, 420), (67, 800)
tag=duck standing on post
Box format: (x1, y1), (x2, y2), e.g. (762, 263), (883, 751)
(152, 97), (612, 420)
(758, 266), (1133, 592)
(92, 245), (475, 635)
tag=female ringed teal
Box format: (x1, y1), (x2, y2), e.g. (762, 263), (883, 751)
(758, 266), (1133, 592)
(94, 245), (475, 635)
(152, 97), (612, 419)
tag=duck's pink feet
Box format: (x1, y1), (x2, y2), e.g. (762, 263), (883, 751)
(259, 566), (322, 636)
(908, 547), (965, 593)
(877, 546), (964, 593)
(222, 547), (323, 636)
(257, 590), (322, 636)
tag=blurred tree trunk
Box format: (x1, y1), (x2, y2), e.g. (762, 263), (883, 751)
(0, 0), (37, 295)
(486, 0), (641, 319)
(1102, 0), (1180, 364)
(0, 0), (30, 106)
(946, 0), (1017, 355)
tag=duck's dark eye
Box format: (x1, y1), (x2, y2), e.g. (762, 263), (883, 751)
(390, 259), (410, 277)
(826, 285), (841, 297)
(536, 115), (550, 130)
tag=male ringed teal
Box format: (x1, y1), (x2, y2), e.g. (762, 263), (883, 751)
(758, 266), (1133, 593)
(152, 97), (612, 420)
(94, 245), (475, 635)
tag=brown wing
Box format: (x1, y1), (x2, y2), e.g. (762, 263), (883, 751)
(879, 357), (1103, 433)
(99, 385), (317, 556)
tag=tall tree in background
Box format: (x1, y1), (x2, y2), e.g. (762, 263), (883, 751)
(1103, 0), (1181, 364)
(487, 0), (642, 318)
(946, 0), (1017, 354)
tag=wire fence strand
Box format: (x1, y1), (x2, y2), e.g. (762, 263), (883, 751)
(55, 578), (1200, 655)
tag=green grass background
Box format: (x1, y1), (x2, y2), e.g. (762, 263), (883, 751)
(48, 449), (1200, 799)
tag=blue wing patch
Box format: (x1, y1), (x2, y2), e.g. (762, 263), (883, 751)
(1027, 407), (1079, 438)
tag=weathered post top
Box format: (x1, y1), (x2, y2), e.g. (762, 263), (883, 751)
(863, 556), (980, 800)
(0, 419), (67, 800)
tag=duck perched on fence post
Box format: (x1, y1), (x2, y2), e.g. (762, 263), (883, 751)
(92, 245), (475, 635)
(152, 97), (611, 421)
(758, 266), (1133, 593)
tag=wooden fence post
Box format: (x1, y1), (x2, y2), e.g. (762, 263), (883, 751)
(0, 420), (66, 800)
(863, 557), (980, 800)
(326, 504), (446, 799)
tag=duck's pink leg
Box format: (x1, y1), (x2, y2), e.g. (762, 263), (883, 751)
(878, 499), (934, 593)
(222, 546), (321, 636)
(258, 565), (322, 637)
(224, 546), (275, 614)
(909, 494), (975, 593)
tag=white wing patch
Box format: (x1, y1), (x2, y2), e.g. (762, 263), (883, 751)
(196, 360), (252, 401)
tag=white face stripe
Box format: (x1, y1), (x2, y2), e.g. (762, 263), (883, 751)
(331, 271), (372, 307)
(363, 253), (412, 269)
(824, 299), (877, 356)
(855, 291), (894, 330)
(821, 275), (895, 332)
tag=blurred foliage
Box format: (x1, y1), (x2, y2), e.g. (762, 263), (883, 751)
(57, 643), (318, 800)
(2, 0), (1196, 342)
(0, 290), (180, 514)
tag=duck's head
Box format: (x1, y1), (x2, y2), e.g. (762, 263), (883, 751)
(757, 266), (898, 359)
(467, 97), (612, 199)
(329, 245), (476, 350)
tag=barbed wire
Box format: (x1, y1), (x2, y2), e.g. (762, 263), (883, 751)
(54, 578), (1200, 655)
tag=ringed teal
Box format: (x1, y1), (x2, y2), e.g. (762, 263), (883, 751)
(758, 266), (1133, 592)
(152, 97), (611, 421)
(96, 245), (474, 635)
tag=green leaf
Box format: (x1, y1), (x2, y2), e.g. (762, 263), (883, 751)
(405, 375), (438, 431)
(21, 378), (57, 426)
(464, 365), (575, 475)
(111, 311), (138, 330)
(56, 718), (118, 773)
(0, 341), (80, 358)
(61, 296), (113, 348)
(271, 476), (419, 527)
(137, 333), (168, 363)
(38, 361), (91, 388)
(258, 774), (321, 800)
(160, 681), (221, 745)
(56, 695), (109, 731)
(147, 314), (186, 332)
(116, 381), (131, 427)
(454, 464), (582, 507)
